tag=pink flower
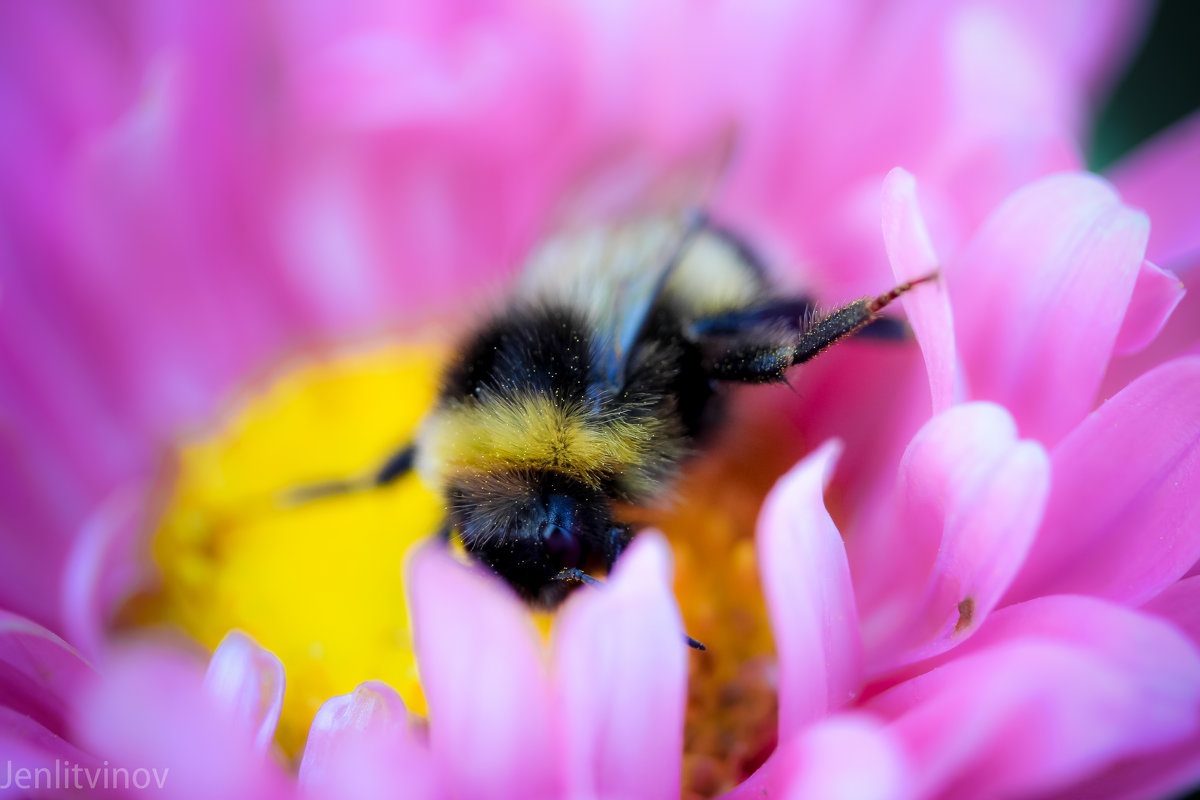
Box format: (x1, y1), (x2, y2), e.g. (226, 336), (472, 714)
(0, 0), (1157, 640)
(738, 163), (1200, 797)
(3, 2), (1200, 800)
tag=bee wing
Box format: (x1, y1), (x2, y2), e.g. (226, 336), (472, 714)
(518, 215), (702, 390)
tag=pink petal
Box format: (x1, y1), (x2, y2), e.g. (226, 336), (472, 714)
(889, 407), (1048, 668)
(881, 168), (959, 414)
(919, 127), (1083, 257)
(408, 543), (560, 800)
(0, 288), (140, 633)
(1102, 261), (1200, 401)
(756, 440), (862, 737)
(202, 631), (286, 754)
(1144, 575), (1200, 649)
(897, 593), (1200, 685)
(0, 705), (98, 797)
(1049, 735), (1200, 800)
(0, 611), (92, 740)
(299, 680), (438, 800)
(1113, 260), (1186, 355)
(779, 715), (910, 800)
(949, 172), (1149, 445)
(1109, 109), (1200, 268)
(871, 603), (1200, 800)
(73, 643), (292, 800)
(945, 4), (1077, 133)
(996, 0), (1151, 98)
(1004, 356), (1200, 606)
(857, 404), (1049, 672)
(1060, 578), (1200, 800)
(62, 481), (150, 661)
(554, 533), (687, 800)
(1032, 592), (1200, 800)
(873, 597), (1200, 800)
(721, 714), (910, 800)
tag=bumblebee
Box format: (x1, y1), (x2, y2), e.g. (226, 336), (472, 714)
(297, 213), (931, 629)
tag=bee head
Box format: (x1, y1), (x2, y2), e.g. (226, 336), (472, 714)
(448, 471), (616, 605)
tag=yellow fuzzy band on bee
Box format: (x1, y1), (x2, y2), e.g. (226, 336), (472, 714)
(418, 392), (666, 487)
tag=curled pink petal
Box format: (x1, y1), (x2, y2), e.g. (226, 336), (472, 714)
(73, 643), (292, 800)
(0, 611), (92, 739)
(409, 543), (559, 800)
(885, 408), (1048, 669)
(722, 714), (910, 800)
(757, 440), (862, 737)
(202, 630), (286, 754)
(62, 481), (151, 661)
(949, 172), (1149, 445)
(1101, 258), (1200, 399)
(881, 168), (959, 414)
(1109, 109), (1200, 268)
(299, 681), (437, 800)
(554, 532), (687, 800)
(1113, 260), (1186, 355)
(1005, 356), (1200, 606)
(858, 404), (1049, 672)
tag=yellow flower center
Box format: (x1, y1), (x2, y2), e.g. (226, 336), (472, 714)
(127, 341), (802, 795)
(124, 344), (444, 755)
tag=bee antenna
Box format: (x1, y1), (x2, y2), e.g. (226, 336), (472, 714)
(556, 567), (604, 588)
(278, 444), (417, 508)
(555, 569), (708, 651)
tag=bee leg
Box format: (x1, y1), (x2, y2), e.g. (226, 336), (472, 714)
(702, 274), (937, 383)
(793, 273), (936, 358)
(556, 568), (603, 588)
(281, 443), (417, 505)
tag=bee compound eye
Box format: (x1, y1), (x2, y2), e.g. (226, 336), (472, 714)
(542, 524), (583, 569)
